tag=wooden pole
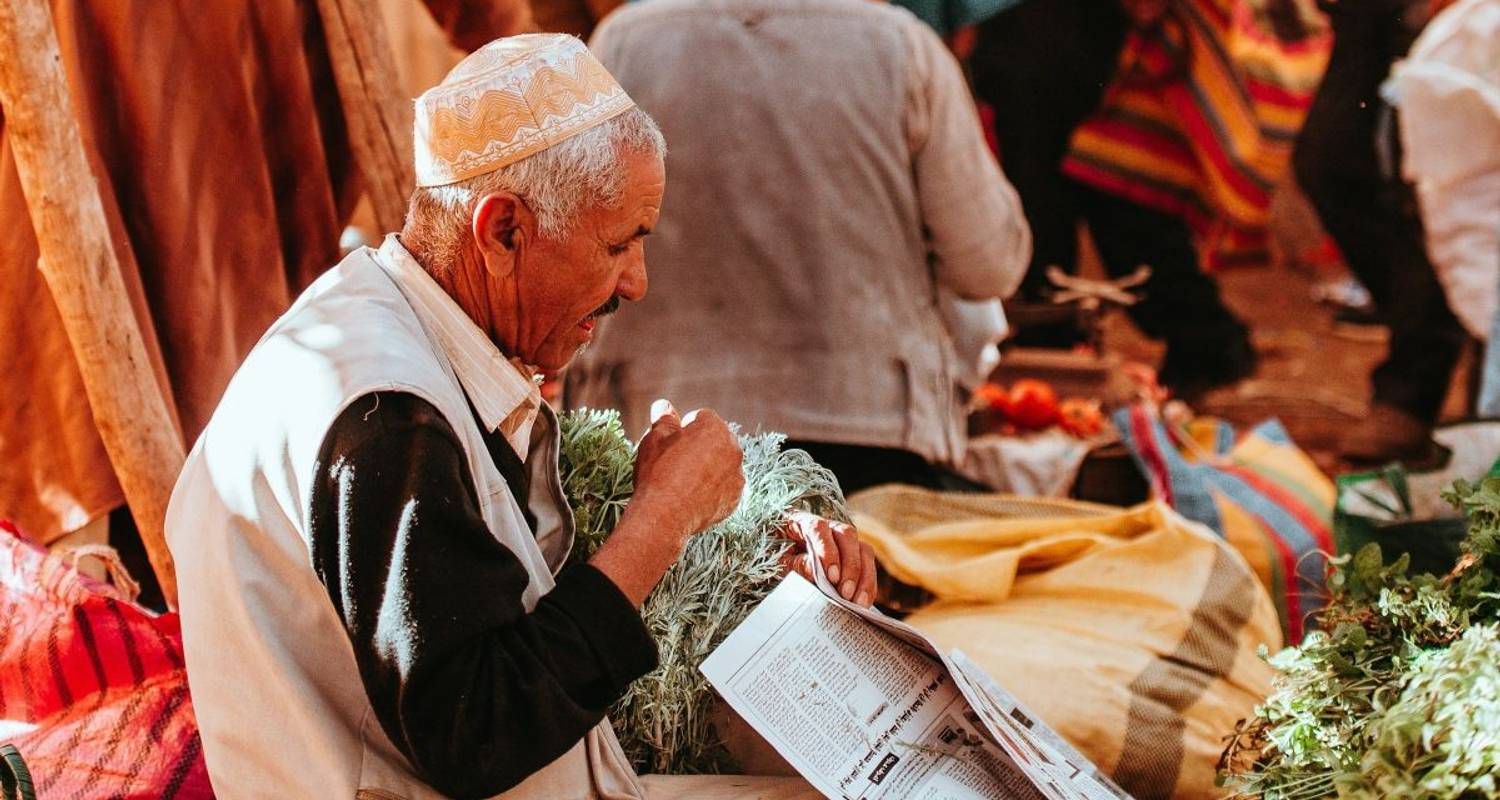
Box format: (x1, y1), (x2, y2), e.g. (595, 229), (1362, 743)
(0, 0), (181, 607)
(317, 0), (415, 234)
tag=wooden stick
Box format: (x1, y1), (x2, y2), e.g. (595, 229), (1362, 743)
(317, 0), (415, 234)
(0, 0), (181, 607)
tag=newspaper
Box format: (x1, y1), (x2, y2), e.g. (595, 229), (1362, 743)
(700, 561), (1130, 800)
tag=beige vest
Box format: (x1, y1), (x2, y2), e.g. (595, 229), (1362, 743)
(166, 247), (645, 799)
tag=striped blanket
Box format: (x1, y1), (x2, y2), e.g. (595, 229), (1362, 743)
(1063, 0), (1332, 268)
(1115, 406), (1335, 643)
(0, 521), (210, 799)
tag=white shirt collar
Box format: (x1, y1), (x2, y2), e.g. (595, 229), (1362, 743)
(373, 234), (542, 460)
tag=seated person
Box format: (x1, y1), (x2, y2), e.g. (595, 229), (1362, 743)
(165, 35), (872, 799)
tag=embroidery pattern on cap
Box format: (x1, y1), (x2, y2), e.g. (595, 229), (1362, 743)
(416, 42), (634, 187)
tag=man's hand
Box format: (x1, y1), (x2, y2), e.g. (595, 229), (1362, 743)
(781, 512), (878, 607)
(631, 400), (745, 538)
(590, 399), (744, 606)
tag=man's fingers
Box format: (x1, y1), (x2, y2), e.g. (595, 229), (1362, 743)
(780, 549), (814, 583)
(648, 399), (681, 440)
(780, 514), (807, 545)
(682, 408), (735, 441)
(855, 541), (878, 607)
(784, 514), (840, 582)
(650, 398), (678, 424)
(645, 399), (681, 441)
(803, 517), (843, 585)
(682, 407), (725, 425)
(636, 401), (680, 477)
(780, 518), (877, 607)
(782, 513), (863, 591)
(834, 523), (862, 601)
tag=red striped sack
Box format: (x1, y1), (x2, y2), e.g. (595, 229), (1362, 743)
(0, 521), (211, 799)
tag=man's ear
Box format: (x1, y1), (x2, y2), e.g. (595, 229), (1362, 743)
(472, 192), (530, 277)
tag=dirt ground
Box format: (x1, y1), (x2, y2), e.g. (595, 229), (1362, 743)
(1100, 258), (1475, 475)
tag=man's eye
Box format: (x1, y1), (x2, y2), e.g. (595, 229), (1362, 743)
(608, 243), (631, 256)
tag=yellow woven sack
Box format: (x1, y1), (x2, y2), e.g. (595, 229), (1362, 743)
(850, 487), (1281, 800)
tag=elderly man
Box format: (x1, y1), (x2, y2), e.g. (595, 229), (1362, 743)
(565, 0), (1031, 495)
(166, 35), (862, 799)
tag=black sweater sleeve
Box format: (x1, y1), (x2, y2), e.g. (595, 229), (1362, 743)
(308, 392), (657, 798)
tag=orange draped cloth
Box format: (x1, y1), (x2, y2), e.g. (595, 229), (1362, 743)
(0, 0), (525, 544)
(1062, 0), (1332, 268)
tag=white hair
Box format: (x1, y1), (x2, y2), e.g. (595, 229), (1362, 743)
(403, 106), (665, 274)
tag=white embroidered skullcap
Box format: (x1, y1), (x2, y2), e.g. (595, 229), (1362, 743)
(413, 34), (636, 188)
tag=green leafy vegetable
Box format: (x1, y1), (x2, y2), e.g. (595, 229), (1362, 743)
(558, 408), (636, 563)
(557, 408), (848, 774)
(1219, 477), (1500, 799)
(1352, 625), (1500, 799)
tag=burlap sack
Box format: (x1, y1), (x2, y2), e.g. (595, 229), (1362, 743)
(850, 488), (1281, 800)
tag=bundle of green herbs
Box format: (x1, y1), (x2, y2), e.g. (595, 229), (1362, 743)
(557, 408), (849, 774)
(1219, 477), (1500, 799)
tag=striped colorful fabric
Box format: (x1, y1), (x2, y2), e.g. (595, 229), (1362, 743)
(0, 521), (211, 799)
(1115, 405), (1335, 643)
(1062, 0), (1331, 269)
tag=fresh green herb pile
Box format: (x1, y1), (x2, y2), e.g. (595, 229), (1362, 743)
(557, 408), (848, 774)
(1219, 478), (1500, 799)
(558, 409), (637, 563)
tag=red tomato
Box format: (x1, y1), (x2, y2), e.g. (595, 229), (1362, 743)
(1058, 398), (1105, 438)
(973, 382), (1010, 412)
(1005, 379), (1059, 430)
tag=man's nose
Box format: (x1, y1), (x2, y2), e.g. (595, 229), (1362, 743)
(617, 255), (648, 301)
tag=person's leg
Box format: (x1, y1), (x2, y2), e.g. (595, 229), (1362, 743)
(781, 441), (944, 496)
(1294, 6), (1465, 455)
(970, 0), (1128, 303)
(1078, 186), (1256, 395)
(1480, 290), (1500, 418)
(1364, 171), (1467, 425)
(1293, 11), (1395, 306)
(1367, 2), (1468, 423)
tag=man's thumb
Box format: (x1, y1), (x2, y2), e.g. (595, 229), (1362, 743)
(650, 398), (679, 425)
(645, 398), (681, 441)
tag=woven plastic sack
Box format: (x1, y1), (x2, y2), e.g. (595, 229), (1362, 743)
(1115, 404), (1334, 643)
(0, 521), (211, 799)
(850, 487), (1279, 800)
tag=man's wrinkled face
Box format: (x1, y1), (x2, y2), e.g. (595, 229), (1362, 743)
(508, 150), (663, 372)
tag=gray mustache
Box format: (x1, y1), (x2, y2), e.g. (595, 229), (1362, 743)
(588, 295), (621, 320)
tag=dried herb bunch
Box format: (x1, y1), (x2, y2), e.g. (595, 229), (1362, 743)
(557, 408), (848, 774)
(1219, 478), (1500, 799)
